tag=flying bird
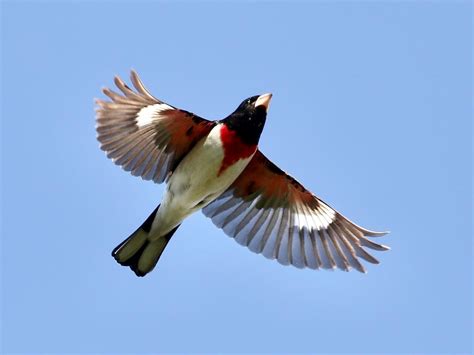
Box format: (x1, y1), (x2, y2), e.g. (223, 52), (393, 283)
(96, 70), (389, 277)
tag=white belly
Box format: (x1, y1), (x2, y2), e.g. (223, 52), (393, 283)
(150, 124), (254, 238)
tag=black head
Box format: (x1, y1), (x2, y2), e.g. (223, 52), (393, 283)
(221, 93), (272, 146)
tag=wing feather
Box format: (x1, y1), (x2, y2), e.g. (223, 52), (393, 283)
(203, 150), (389, 272)
(96, 70), (215, 183)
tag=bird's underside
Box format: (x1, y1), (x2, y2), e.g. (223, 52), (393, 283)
(96, 70), (389, 276)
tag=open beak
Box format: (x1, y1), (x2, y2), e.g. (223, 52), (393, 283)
(255, 93), (272, 111)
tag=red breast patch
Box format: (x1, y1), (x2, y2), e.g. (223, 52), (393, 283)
(218, 124), (257, 176)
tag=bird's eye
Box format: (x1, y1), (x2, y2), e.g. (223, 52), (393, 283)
(247, 100), (250, 104)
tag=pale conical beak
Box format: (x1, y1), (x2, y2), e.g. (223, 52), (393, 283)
(255, 93), (272, 111)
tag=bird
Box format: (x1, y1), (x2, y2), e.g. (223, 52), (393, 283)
(95, 70), (389, 277)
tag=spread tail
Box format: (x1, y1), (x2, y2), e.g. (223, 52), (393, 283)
(111, 205), (180, 277)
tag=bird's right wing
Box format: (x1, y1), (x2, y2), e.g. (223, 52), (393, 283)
(96, 70), (216, 183)
(203, 150), (389, 272)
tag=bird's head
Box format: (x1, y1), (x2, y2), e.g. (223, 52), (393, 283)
(222, 93), (272, 145)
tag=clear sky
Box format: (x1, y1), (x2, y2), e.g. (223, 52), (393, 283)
(1, 1), (472, 354)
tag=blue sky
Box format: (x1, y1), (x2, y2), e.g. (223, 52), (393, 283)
(1, 1), (472, 353)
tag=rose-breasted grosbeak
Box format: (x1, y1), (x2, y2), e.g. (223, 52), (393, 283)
(96, 70), (389, 277)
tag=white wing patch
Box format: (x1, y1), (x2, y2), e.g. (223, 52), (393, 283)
(294, 202), (336, 230)
(136, 103), (174, 128)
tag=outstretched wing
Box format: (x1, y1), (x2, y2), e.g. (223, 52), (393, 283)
(203, 151), (389, 272)
(96, 70), (215, 183)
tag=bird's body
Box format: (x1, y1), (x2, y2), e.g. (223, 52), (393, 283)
(96, 70), (389, 277)
(151, 123), (256, 239)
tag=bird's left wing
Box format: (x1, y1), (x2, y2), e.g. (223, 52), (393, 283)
(96, 70), (215, 183)
(203, 150), (389, 272)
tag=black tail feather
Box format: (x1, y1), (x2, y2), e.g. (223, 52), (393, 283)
(111, 205), (180, 277)
(122, 239), (151, 277)
(141, 204), (160, 233)
(124, 225), (179, 277)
